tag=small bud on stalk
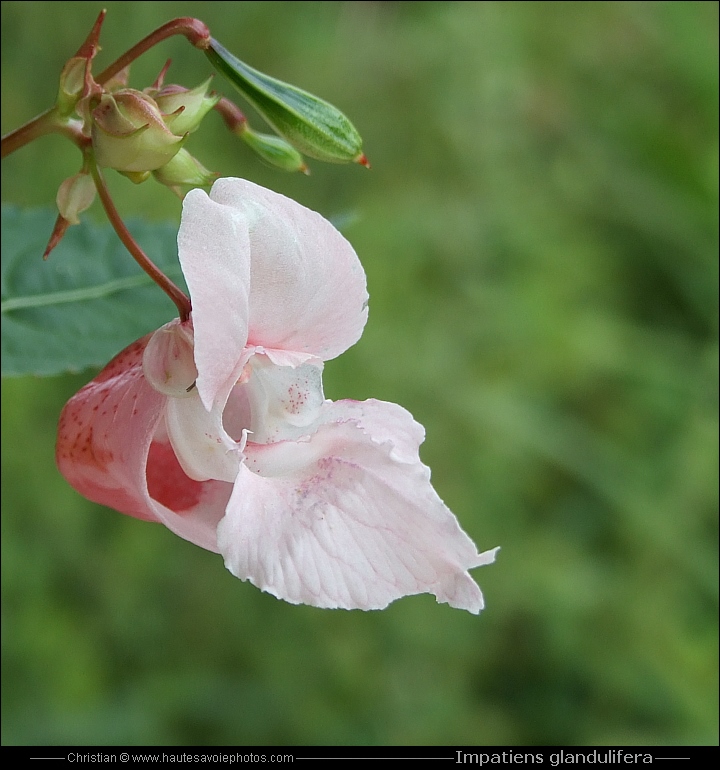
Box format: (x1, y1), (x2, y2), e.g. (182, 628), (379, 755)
(153, 149), (217, 197)
(205, 39), (367, 165)
(237, 125), (309, 174)
(56, 57), (88, 117)
(152, 79), (221, 135)
(56, 171), (96, 225)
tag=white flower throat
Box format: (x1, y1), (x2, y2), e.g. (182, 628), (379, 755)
(143, 319), (327, 480)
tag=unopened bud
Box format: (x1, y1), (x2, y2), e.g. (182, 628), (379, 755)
(206, 39), (365, 164)
(91, 89), (186, 172)
(56, 172), (96, 225)
(103, 66), (130, 93)
(120, 170), (152, 185)
(153, 150), (217, 196)
(153, 78), (220, 136)
(237, 124), (308, 173)
(56, 57), (87, 117)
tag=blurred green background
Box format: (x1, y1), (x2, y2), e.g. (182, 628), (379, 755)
(2, 0), (717, 747)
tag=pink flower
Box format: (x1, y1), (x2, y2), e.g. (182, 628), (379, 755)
(56, 178), (498, 612)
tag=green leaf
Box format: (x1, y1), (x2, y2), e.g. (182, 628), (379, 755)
(1, 205), (184, 377)
(206, 39), (365, 164)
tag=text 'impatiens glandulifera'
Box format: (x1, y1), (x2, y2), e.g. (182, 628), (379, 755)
(56, 178), (498, 612)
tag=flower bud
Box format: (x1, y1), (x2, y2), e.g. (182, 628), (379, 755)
(56, 57), (87, 117)
(120, 170), (152, 185)
(56, 172), (96, 225)
(152, 150), (217, 196)
(237, 124), (308, 173)
(153, 78), (220, 136)
(91, 89), (186, 173)
(206, 39), (365, 164)
(103, 66), (130, 93)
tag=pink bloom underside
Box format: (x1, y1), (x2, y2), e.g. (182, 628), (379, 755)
(56, 337), (229, 552)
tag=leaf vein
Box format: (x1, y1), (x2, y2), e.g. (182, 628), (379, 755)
(1, 269), (181, 313)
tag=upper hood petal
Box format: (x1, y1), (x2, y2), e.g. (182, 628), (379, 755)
(204, 178), (369, 362)
(178, 188), (252, 411)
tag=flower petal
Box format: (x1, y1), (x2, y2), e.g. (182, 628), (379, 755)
(207, 178), (368, 362)
(165, 391), (242, 483)
(243, 354), (325, 444)
(56, 336), (230, 552)
(218, 399), (497, 611)
(178, 188), (252, 410)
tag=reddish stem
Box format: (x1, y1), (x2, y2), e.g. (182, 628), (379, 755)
(214, 97), (247, 133)
(89, 158), (191, 322)
(1, 108), (57, 158)
(96, 17), (211, 85)
(1, 109), (89, 158)
(2, 111), (90, 158)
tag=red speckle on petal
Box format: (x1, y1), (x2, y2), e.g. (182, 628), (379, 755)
(146, 441), (204, 514)
(94, 336), (149, 383)
(57, 415), (114, 472)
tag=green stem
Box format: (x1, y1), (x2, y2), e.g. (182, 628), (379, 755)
(96, 17), (211, 85)
(89, 156), (191, 322)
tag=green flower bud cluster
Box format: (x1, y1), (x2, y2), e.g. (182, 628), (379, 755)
(41, 12), (368, 259)
(91, 78), (219, 187)
(12, 11), (369, 264)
